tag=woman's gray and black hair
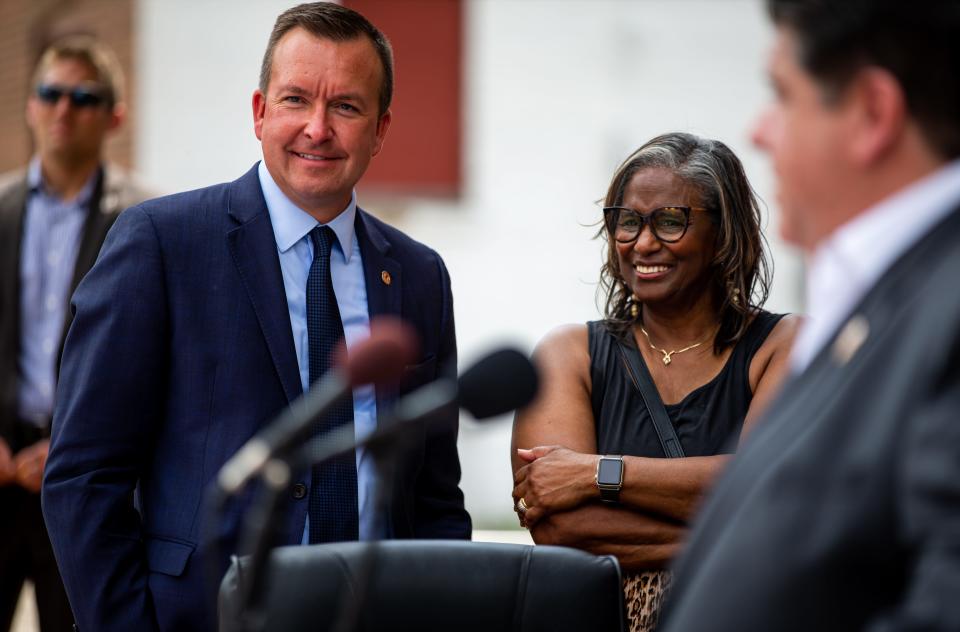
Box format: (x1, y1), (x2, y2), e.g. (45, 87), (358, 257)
(598, 132), (772, 353)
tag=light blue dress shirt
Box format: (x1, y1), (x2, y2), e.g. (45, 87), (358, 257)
(257, 161), (382, 541)
(18, 158), (95, 425)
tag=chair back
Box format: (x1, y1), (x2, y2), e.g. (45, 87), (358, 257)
(219, 540), (626, 631)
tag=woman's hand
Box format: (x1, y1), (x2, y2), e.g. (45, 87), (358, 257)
(512, 445), (597, 527)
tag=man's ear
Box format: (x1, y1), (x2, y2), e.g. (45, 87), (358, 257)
(848, 67), (906, 166)
(372, 109), (392, 157)
(252, 89), (267, 141)
(25, 95), (39, 132)
(108, 102), (126, 131)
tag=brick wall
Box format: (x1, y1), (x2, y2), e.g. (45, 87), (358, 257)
(0, 0), (135, 173)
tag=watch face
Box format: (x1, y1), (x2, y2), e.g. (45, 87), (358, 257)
(597, 458), (623, 486)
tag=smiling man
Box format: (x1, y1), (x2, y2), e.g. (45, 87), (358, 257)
(41, 4), (470, 631)
(661, 1), (960, 630)
(0, 35), (152, 632)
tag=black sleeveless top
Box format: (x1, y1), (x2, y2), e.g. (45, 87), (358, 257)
(589, 311), (785, 458)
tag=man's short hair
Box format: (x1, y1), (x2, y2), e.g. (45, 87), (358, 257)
(768, 0), (960, 160)
(32, 34), (125, 108)
(259, 2), (394, 117)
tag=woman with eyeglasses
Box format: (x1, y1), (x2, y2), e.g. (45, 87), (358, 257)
(511, 132), (798, 632)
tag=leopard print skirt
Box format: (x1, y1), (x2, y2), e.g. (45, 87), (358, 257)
(623, 569), (672, 632)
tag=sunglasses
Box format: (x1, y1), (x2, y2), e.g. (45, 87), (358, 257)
(35, 83), (108, 108)
(603, 206), (709, 244)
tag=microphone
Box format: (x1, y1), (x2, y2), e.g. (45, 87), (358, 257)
(458, 347), (540, 420)
(226, 347), (538, 623)
(217, 318), (418, 495)
(294, 347), (540, 466)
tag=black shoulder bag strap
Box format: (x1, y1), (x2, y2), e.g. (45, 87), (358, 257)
(613, 335), (686, 458)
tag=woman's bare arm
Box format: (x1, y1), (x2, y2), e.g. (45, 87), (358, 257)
(740, 314), (802, 439)
(513, 316), (802, 528)
(511, 324), (597, 470)
(511, 326), (721, 526)
(532, 504), (684, 571)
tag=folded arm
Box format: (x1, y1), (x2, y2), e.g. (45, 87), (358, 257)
(511, 325), (720, 526)
(512, 317), (799, 529)
(532, 503), (684, 571)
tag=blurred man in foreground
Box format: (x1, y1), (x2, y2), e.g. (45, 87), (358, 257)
(0, 35), (149, 631)
(663, 1), (960, 630)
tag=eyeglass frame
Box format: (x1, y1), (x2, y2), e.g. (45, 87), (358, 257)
(602, 205), (710, 244)
(34, 83), (110, 109)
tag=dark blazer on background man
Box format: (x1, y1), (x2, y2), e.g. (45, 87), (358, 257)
(661, 203), (960, 631)
(0, 165), (151, 631)
(42, 163), (471, 632)
(0, 165), (148, 442)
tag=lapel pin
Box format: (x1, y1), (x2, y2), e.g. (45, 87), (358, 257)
(832, 314), (869, 366)
(381, 270), (392, 286)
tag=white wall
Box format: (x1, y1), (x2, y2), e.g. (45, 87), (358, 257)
(136, 0), (803, 528)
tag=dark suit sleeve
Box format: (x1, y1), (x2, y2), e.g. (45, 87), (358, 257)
(412, 254), (472, 539)
(42, 206), (166, 632)
(867, 357), (960, 631)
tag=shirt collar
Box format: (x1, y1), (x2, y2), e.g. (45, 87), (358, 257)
(27, 156), (99, 207)
(808, 158), (960, 308)
(27, 157), (42, 191)
(257, 160), (357, 261)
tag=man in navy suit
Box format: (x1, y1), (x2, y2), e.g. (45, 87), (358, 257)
(41, 3), (471, 631)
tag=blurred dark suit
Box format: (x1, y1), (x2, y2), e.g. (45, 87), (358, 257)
(662, 202), (960, 630)
(0, 165), (151, 631)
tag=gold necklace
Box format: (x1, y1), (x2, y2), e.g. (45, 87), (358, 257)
(639, 325), (711, 366)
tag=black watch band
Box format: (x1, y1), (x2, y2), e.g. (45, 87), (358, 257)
(596, 455), (624, 504)
(599, 486), (620, 503)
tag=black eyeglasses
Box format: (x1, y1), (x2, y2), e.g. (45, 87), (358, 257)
(35, 83), (108, 108)
(603, 206), (707, 244)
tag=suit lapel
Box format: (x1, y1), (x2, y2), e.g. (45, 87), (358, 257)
(354, 212), (405, 407)
(70, 168), (110, 296)
(355, 209), (406, 537)
(0, 176), (28, 348)
(0, 176), (28, 419)
(356, 209), (401, 319)
(61, 168), (118, 355)
(226, 165), (302, 404)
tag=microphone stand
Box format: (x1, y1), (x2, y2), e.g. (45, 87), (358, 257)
(328, 407), (450, 632)
(232, 398), (457, 632)
(236, 459), (292, 632)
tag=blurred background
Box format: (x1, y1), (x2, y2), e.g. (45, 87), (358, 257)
(2, 3), (802, 624)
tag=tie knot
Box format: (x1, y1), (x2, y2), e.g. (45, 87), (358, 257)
(310, 225), (337, 259)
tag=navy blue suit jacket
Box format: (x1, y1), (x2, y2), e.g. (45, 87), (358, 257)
(41, 165), (471, 631)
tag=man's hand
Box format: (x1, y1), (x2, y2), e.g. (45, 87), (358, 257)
(14, 439), (49, 493)
(0, 438), (16, 486)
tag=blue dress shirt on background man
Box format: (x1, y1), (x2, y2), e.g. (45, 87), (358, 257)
(18, 158), (92, 426)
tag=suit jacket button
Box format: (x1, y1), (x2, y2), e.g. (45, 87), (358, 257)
(292, 483), (307, 500)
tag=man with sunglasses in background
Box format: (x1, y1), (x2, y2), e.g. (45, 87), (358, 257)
(0, 35), (152, 631)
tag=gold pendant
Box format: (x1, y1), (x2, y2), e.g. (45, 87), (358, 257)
(662, 354), (672, 365)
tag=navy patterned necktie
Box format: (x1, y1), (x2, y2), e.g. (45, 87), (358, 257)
(306, 225), (359, 543)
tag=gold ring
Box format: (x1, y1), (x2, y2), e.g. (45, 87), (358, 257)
(517, 497), (529, 513)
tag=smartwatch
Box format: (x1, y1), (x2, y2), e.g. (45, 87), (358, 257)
(595, 455), (624, 503)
